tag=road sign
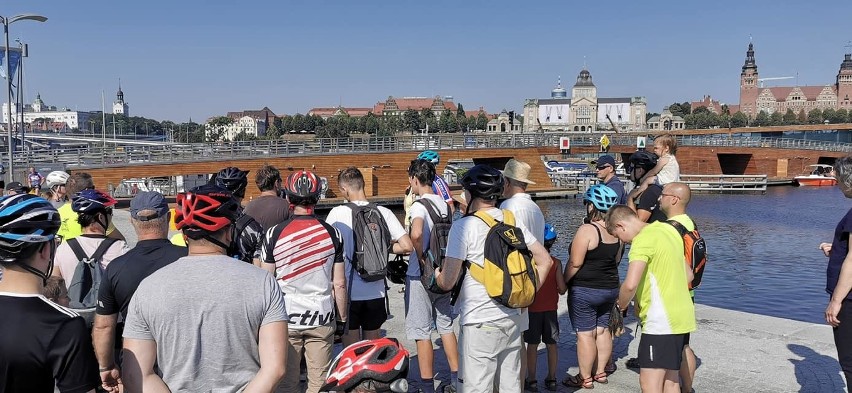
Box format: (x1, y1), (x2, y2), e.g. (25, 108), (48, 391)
(559, 137), (570, 150)
(636, 136), (646, 150)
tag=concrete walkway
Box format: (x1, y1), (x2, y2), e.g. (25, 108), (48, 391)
(113, 210), (846, 392)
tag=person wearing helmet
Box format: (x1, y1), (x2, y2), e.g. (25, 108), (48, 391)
(57, 172), (126, 242)
(405, 159), (459, 393)
(562, 184), (623, 389)
(122, 184), (287, 392)
(45, 171), (71, 208)
(259, 170), (347, 393)
(524, 223), (567, 392)
(326, 167), (413, 348)
(52, 190), (128, 308)
(0, 194), (100, 393)
(433, 164), (553, 393)
(322, 337), (410, 393)
(417, 151), (455, 214)
(213, 167), (264, 264)
(627, 151), (666, 223)
(499, 159), (545, 386)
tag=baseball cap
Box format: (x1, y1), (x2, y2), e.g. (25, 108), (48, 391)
(594, 155), (616, 169)
(130, 191), (170, 221)
(6, 182), (30, 193)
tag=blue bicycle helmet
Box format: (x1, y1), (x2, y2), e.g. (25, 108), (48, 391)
(71, 189), (117, 214)
(0, 194), (60, 262)
(543, 223), (557, 248)
(583, 184), (618, 212)
(417, 150), (440, 165)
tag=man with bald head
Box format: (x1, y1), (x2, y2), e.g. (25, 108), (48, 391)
(657, 182), (697, 393)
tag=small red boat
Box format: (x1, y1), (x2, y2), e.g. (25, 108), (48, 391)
(794, 164), (837, 187)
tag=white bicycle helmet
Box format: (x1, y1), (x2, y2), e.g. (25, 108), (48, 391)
(45, 171), (70, 190)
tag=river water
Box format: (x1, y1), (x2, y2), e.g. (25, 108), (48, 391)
(535, 186), (844, 324)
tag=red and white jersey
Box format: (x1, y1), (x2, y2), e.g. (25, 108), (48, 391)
(260, 215), (343, 329)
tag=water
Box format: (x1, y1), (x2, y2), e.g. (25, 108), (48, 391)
(534, 186), (845, 324)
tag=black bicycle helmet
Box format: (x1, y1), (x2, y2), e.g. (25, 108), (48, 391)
(460, 164), (504, 200)
(386, 256), (408, 285)
(214, 167), (250, 198)
(71, 189), (117, 214)
(628, 151), (659, 173)
(284, 170), (322, 206)
(0, 194), (60, 263)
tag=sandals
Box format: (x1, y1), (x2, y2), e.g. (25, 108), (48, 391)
(562, 374), (594, 389)
(593, 372), (609, 384)
(544, 379), (558, 391)
(604, 361), (617, 375)
(524, 379), (539, 392)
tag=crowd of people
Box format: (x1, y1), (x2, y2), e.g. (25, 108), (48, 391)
(0, 135), (713, 393)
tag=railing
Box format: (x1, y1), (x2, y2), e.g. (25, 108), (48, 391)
(678, 174), (768, 194)
(4, 132), (851, 168)
(548, 173), (600, 192)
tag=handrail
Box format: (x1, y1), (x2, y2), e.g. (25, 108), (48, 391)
(4, 132), (851, 168)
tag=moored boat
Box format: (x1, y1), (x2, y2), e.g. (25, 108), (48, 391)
(794, 164), (837, 187)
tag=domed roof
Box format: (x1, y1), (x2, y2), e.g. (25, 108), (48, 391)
(574, 68), (595, 87)
(551, 76), (567, 98)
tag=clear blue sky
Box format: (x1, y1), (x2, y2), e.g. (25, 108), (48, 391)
(5, 0), (852, 122)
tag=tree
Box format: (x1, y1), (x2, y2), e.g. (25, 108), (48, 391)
(265, 122), (281, 140)
(692, 106), (710, 115)
(456, 103), (466, 119)
(730, 111), (748, 127)
(233, 131), (257, 142)
(363, 112), (380, 134)
(280, 115), (293, 133)
(807, 108), (823, 124)
(668, 102), (691, 117)
(797, 109), (807, 124)
(438, 109), (454, 133)
(754, 111), (770, 127)
(822, 109), (837, 124)
(206, 116), (233, 142)
(836, 109), (850, 124)
(402, 109), (421, 133)
(420, 108), (435, 131)
(292, 114), (305, 132)
(646, 112), (660, 122)
(721, 104), (730, 115)
(770, 111), (784, 126)
(782, 109), (797, 125)
(475, 113), (489, 131)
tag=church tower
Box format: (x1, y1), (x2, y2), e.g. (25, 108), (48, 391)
(112, 80), (129, 116)
(837, 50), (852, 110)
(739, 42), (759, 117)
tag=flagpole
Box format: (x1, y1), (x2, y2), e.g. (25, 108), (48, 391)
(101, 90), (106, 147)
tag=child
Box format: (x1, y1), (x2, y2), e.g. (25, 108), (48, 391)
(43, 276), (70, 307)
(628, 133), (680, 199)
(524, 224), (567, 392)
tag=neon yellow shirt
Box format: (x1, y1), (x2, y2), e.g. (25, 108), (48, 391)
(170, 232), (186, 247)
(57, 203), (117, 240)
(628, 221), (696, 335)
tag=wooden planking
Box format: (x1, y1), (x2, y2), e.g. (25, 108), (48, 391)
(78, 147), (559, 200)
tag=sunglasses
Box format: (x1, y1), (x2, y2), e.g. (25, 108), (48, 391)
(596, 165), (612, 170)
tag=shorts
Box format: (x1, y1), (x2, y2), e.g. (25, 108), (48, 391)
(523, 310), (559, 345)
(404, 276), (456, 340)
(638, 333), (688, 370)
(569, 286), (619, 332)
(348, 297), (387, 332)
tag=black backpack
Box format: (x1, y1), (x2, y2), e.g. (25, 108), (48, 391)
(415, 198), (452, 294)
(348, 203), (391, 282)
(67, 237), (119, 326)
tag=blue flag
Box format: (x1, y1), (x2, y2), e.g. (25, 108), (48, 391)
(0, 49), (22, 81)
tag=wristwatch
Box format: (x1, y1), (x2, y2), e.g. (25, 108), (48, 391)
(99, 364), (116, 372)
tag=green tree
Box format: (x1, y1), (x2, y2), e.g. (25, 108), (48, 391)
(438, 109), (454, 133)
(807, 108), (823, 124)
(475, 113), (489, 130)
(837, 109), (850, 123)
(403, 109), (421, 133)
(280, 115), (293, 133)
(721, 104), (730, 115)
(797, 109), (807, 124)
(265, 122), (281, 139)
(363, 112), (380, 134)
(823, 109), (837, 124)
(692, 106), (710, 115)
(456, 103), (466, 119)
(770, 111), (784, 126)
(645, 112), (660, 122)
(292, 114), (305, 132)
(234, 131), (257, 142)
(782, 109), (797, 125)
(754, 111), (770, 127)
(206, 116), (233, 142)
(731, 111), (748, 127)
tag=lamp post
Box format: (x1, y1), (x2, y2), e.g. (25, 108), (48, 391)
(3, 13), (47, 183)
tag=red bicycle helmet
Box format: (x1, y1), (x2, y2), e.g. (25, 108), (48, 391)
(71, 189), (117, 214)
(174, 184), (239, 235)
(284, 170), (321, 206)
(322, 338), (409, 392)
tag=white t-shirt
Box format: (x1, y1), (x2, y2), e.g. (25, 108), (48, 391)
(445, 207), (536, 325)
(55, 234), (128, 290)
(500, 193), (545, 244)
(407, 194), (449, 277)
(325, 201), (407, 301)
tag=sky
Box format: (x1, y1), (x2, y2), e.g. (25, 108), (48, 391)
(4, 0), (852, 122)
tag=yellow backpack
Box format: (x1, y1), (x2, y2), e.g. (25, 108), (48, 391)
(467, 209), (538, 308)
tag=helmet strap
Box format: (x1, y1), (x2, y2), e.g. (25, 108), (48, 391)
(203, 233), (231, 254)
(96, 213), (109, 233)
(17, 240), (56, 286)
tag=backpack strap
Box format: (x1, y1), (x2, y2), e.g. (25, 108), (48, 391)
(90, 238), (120, 265)
(472, 210), (499, 228)
(417, 198), (449, 224)
(66, 238), (89, 263)
(501, 209), (516, 226)
(665, 220), (689, 236)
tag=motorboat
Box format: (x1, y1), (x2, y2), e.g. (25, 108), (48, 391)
(794, 164), (837, 187)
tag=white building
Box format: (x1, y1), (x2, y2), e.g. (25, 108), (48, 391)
(112, 83), (129, 116)
(2, 93), (94, 131)
(523, 70), (647, 132)
(207, 115), (267, 141)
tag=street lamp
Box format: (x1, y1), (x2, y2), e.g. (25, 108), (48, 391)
(3, 13), (47, 183)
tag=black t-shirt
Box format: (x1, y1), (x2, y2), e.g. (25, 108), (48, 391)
(96, 239), (188, 319)
(0, 294), (99, 393)
(244, 195), (291, 232)
(636, 184), (667, 223)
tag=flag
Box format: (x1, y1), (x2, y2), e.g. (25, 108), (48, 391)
(0, 49), (22, 81)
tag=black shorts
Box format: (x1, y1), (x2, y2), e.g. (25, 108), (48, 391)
(638, 333), (688, 370)
(348, 298), (387, 331)
(524, 310), (559, 345)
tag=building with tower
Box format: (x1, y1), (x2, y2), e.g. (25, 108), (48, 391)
(113, 81), (129, 116)
(2, 93), (93, 131)
(738, 42), (852, 117)
(523, 69), (647, 132)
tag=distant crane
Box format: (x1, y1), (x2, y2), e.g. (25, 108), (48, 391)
(605, 114), (620, 133)
(758, 76), (794, 88)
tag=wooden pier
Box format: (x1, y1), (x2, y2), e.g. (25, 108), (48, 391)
(548, 173), (768, 194)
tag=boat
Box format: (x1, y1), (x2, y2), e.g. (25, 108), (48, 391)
(794, 164), (837, 187)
